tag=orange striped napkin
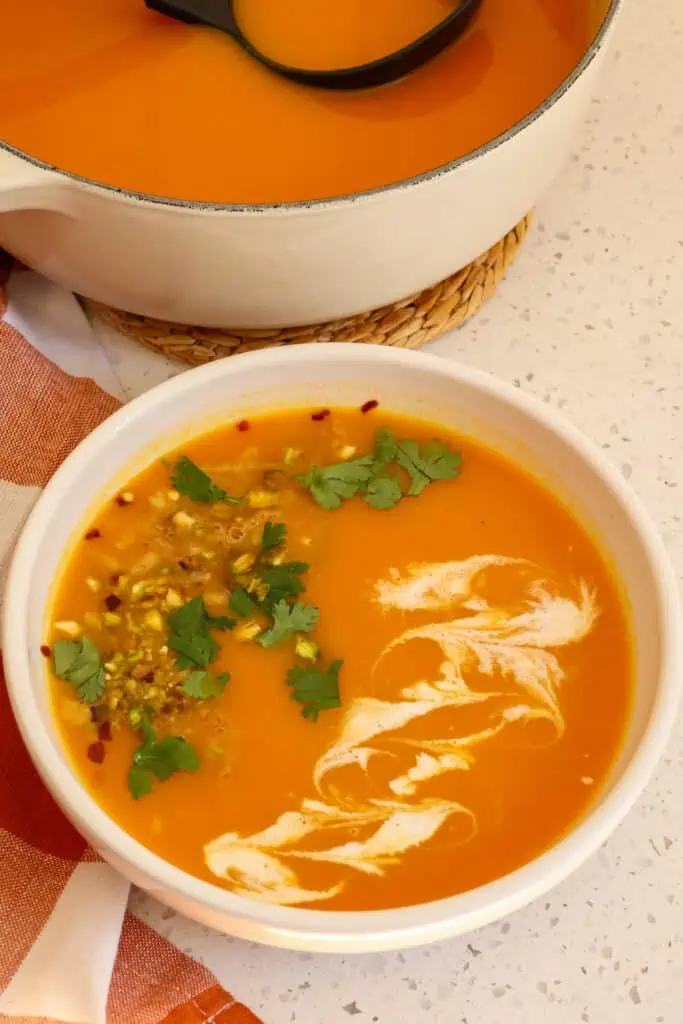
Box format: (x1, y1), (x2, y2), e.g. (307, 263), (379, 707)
(0, 255), (262, 1024)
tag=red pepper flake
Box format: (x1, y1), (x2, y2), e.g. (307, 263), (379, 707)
(236, 419), (250, 432)
(110, 573), (121, 586)
(90, 705), (108, 724)
(141, 670), (155, 683)
(361, 399), (379, 414)
(311, 409), (331, 422)
(98, 721), (112, 743)
(114, 495), (127, 507)
(177, 558), (191, 571)
(84, 528), (101, 540)
(40, 644), (51, 658)
(87, 741), (106, 764)
(105, 594), (122, 612)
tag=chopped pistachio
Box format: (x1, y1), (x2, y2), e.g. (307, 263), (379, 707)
(283, 447), (303, 465)
(167, 489), (180, 501)
(143, 609), (164, 632)
(119, 491), (135, 505)
(84, 611), (102, 630)
(295, 636), (319, 661)
(232, 552), (256, 575)
(172, 510), (195, 529)
(130, 580), (152, 601)
(85, 577), (101, 594)
(246, 489), (279, 509)
(54, 620), (82, 638)
(336, 444), (358, 461)
(104, 611), (122, 627)
(128, 707), (142, 727)
(234, 618), (264, 642)
(164, 588), (183, 609)
(246, 576), (269, 601)
(149, 492), (168, 510)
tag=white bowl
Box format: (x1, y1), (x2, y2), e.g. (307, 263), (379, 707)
(3, 345), (681, 953)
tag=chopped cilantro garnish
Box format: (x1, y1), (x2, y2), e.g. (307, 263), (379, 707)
(229, 586), (258, 617)
(128, 715), (199, 799)
(53, 637), (105, 704)
(259, 600), (320, 648)
(286, 659), (343, 721)
(260, 561), (309, 607)
(297, 456), (374, 510)
(364, 473), (403, 510)
(297, 428), (462, 510)
(387, 434), (463, 497)
(182, 669), (230, 700)
(170, 456), (240, 504)
(261, 520), (286, 552)
(168, 596), (234, 669)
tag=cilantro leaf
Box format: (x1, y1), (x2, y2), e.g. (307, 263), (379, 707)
(229, 586), (258, 617)
(182, 669), (230, 699)
(364, 474), (403, 510)
(393, 439), (462, 496)
(128, 717), (200, 799)
(286, 659), (343, 722)
(170, 456), (240, 504)
(373, 427), (399, 465)
(168, 596), (234, 669)
(297, 456), (374, 510)
(52, 636), (105, 704)
(259, 600), (319, 649)
(260, 561), (309, 606)
(261, 521), (286, 552)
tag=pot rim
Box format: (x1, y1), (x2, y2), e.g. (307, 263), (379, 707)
(0, 0), (621, 214)
(3, 342), (681, 951)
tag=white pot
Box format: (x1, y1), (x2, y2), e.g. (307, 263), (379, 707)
(0, 2), (621, 328)
(3, 344), (681, 953)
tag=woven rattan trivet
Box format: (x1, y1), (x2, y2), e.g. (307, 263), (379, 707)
(84, 214), (530, 367)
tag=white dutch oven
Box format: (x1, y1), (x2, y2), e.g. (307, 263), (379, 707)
(3, 345), (681, 953)
(0, 2), (620, 328)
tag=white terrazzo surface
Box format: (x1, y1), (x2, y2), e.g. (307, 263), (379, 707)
(90, 0), (683, 1019)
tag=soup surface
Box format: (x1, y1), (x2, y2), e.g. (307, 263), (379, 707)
(1, 0), (599, 203)
(48, 406), (632, 911)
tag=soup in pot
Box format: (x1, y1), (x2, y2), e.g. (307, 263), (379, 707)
(46, 404), (632, 910)
(1, 0), (607, 203)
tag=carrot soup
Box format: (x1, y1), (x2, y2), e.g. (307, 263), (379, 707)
(1, 0), (602, 203)
(46, 405), (632, 910)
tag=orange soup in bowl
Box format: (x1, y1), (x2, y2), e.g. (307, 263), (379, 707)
(47, 405), (632, 911)
(1, 0), (601, 203)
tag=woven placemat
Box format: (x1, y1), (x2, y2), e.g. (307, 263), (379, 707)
(84, 214), (530, 366)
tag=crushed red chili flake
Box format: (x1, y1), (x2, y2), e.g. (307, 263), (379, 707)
(236, 419), (250, 432)
(87, 741), (106, 764)
(311, 409), (331, 422)
(105, 594), (122, 612)
(110, 573), (121, 586)
(84, 528), (101, 540)
(114, 495), (127, 506)
(98, 721), (113, 742)
(40, 644), (51, 658)
(178, 558), (191, 570)
(90, 705), (108, 724)
(140, 671), (155, 683)
(361, 399), (379, 414)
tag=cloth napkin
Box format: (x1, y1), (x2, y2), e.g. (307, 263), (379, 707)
(0, 253), (262, 1024)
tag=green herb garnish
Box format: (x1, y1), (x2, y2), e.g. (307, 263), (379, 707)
(168, 596), (234, 669)
(170, 456), (240, 504)
(261, 520), (286, 552)
(297, 428), (462, 510)
(128, 715), (199, 799)
(375, 429), (462, 496)
(53, 637), (105, 704)
(286, 659), (343, 721)
(182, 669), (230, 700)
(229, 586), (259, 617)
(259, 600), (320, 649)
(260, 561), (309, 607)
(296, 455), (374, 511)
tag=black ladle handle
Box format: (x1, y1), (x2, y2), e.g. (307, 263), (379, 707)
(145, 0), (483, 91)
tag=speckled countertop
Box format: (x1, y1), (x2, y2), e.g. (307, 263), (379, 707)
(88, 0), (683, 1019)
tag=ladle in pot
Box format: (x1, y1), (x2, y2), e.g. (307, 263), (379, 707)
(144, 0), (483, 90)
